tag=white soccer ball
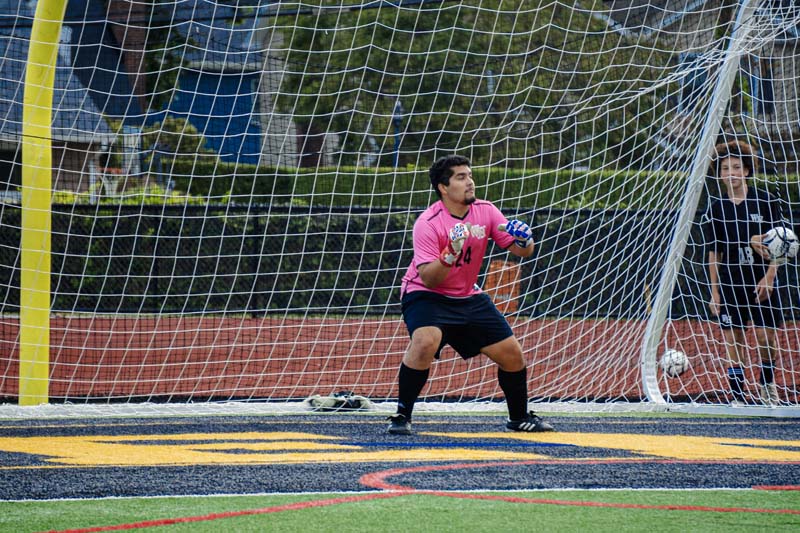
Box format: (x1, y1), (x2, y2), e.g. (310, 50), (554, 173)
(660, 349), (689, 378)
(763, 226), (800, 263)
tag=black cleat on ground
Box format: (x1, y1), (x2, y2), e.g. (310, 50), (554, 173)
(387, 414), (412, 435)
(506, 411), (555, 432)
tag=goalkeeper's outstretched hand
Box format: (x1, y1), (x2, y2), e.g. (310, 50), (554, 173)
(499, 219), (533, 248)
(440, 223), (470, 266)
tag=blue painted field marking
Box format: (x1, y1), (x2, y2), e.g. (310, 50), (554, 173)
(346, 441), (574, 448)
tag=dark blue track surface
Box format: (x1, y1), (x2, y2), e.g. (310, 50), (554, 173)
(1, 415), (798, 500)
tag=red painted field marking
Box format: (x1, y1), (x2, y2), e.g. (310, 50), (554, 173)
(359, 460), (800, 515)
(415, 490), (800, 515)
(40, 492), (407, 533)
(358, 458), (800, 491)
(42, 459), (800, 532)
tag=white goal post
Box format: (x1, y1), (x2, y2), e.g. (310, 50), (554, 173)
(1, 0), (800, 417)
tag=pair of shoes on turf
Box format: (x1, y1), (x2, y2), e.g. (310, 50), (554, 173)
(506, 411), (555, 432)
(387, 413), (412, 435)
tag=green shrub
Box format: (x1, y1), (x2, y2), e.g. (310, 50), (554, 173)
(160, 158), (800, 209)
(52, 183), (207, 206)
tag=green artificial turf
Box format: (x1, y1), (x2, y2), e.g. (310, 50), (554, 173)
(3, 489), (798, 533)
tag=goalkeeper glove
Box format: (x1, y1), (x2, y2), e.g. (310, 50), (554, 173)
(440, 223), (469, 266)
(502, 219), (533, 248)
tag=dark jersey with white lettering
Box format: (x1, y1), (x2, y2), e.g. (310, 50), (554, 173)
(702, 187), (781, 286)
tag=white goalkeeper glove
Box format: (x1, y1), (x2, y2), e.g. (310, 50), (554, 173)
(440, 223), (469, 266)
(500, 219), (533, 248)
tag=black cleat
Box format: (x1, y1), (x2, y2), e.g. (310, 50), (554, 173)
(387, 414), (412, 435)
(506, 411), (555, 432)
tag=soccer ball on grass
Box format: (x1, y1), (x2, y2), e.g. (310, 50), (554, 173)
(763, 226), (799, 263)
(660, 349), (689, 378)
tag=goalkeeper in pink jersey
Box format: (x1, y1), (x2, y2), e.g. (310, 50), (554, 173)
(388, 155), (554, 435)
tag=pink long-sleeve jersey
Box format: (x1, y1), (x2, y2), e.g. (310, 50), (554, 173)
(400, 199), (515, 297)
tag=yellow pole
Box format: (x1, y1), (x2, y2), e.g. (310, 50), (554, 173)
(20, 0), (68, 405)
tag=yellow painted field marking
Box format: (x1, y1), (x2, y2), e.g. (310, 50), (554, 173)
(1, 430), (798, 468)
(427, 432), (800, 462)
(0, 432), (546, 467)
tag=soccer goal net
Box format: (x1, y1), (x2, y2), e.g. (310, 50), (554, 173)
(1, 0), (799, 416)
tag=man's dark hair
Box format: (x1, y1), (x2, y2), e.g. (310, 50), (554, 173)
(711, 140), (758, 177)
(429, 155), (471, 198)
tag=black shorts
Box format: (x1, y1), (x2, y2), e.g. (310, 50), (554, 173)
(401, 291), (514, 359)
(718, 281), (784, 330)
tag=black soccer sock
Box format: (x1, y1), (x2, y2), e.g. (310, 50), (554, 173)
(760, 361), (774, 385)
(498, 367), (528, 421)
(727, 366), (745, 402)
(396, 363), (429, 420)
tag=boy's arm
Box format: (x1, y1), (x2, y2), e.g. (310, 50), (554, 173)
(708, 250), (721, 316)
(755, 262), (779, 303)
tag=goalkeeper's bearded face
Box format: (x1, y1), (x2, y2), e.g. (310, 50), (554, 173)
(440, 165), (476, 206)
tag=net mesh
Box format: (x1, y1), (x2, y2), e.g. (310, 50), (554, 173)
(0, 0), (799, 412)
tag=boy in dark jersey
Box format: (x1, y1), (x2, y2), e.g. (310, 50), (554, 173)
(703, 140), (785, 405)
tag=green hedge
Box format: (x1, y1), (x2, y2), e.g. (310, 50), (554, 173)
(0, 206), (417, 315)
(162, 158), (800, 210)
(167, 158), (676, 209)
(0, 206), (796, 319)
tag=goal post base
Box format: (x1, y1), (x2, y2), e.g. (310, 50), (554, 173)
(1, 400), (798, 420)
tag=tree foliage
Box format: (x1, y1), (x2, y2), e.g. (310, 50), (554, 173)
(276, 0), (674, 168)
